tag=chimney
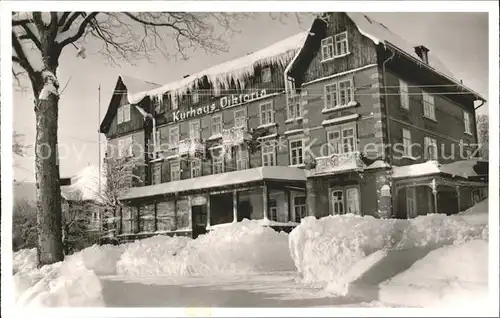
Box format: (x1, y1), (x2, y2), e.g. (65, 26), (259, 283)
(414, 45), (429, 64)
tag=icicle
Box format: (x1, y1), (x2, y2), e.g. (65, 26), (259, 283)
(157, 93), (163, 110)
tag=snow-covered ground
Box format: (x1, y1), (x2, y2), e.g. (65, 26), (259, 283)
(11, 200), (490, 309)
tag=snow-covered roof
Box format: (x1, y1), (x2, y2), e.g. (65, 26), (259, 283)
(392, 160), (487, 179)
(120, 75), (161, 105)
(288, 13), (484, 101)
(346, 13), (456, 80)
(127, 31), (309, 104)
(439, 159), (487, 179)
(392, 161), (441, 179)
(120, 166), (306, 201)
(61, 165), (105, 202)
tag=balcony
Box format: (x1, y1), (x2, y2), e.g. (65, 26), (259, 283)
(222, 126), (252, 146)
(178, 138), (205, 157)
(313, 152), (364, 175)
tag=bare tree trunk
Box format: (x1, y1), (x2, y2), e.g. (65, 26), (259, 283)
(35, 68), (64, 266)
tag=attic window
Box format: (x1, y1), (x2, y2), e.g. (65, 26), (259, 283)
(321, 32), (350, 61)
(117, 104), (131, 124)
(334, 31), (349, 56)
(321, 36), (334, 60)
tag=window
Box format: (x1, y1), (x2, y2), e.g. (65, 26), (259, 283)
(463, 111), (472, 135)
(234, 109), (247, 128)
(152, 164), (162, 185)
(345, 188), (360, 215)
(324, 80), (353, 109)
(268, 197), (278, 221)
(293, 196), (307, 222)
(327, 129), (341, 155)
(399, 80), (409, 109)
(289, 139), (304, 166)
(259, 102), (274, 125)
(324, 83), (338, 109)
(424, 136), (438, 161)
(117, 104), (131, 124)
(261, 139), (276, 166)
(422, 92), (436, 120)
(192, 91), (199, 104)
(334, 31), (349, 56)
(402, 128), (412, 157)
(189, 120), (201, 139)
(332, 190), (344, 215)
(261, 67), (272, 83)
(211, 147), (224, 174)
(406, 187), (417, 218)
(155, 130), (161, 148)
(321, 36), (334, 61)
(211, 114), (223, 136)
(338, 80), (353, 106)
(236, 147), (249, 170)
(118, 136), (133, 157)
(342, 126), (356, 153)
(191, 158), (202, 178)
(326, 122), (357, 155)
(287, 97), (302, 120)
(91, 210), (100, 222)
(170, 161), (181, 181)
(122, 206), (133, 233)
(169, 126), (180, 147)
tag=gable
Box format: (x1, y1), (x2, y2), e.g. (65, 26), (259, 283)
(100, 76), (155, 138)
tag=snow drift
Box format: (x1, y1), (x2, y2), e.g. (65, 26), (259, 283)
(288, 199), (489, 302)
(13, 248), (104, 307)
(117, 219), (295, 277)
(379, 239), (488, 308)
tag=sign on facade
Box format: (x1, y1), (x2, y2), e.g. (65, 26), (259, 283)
(171, 89), (269, 123)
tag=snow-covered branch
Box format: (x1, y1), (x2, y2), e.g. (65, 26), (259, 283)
(56, 12), (99, 48)
(19, 22), (42, 50)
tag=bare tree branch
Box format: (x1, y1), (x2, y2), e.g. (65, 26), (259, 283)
(12, 32), (37, 82)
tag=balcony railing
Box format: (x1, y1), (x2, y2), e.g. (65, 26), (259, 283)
(222, 126), (252, 146)
(178, 138), (205, 157)
(314, 152), (364, 175)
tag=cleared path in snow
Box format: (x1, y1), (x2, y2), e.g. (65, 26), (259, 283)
(100, 272), (388, 307)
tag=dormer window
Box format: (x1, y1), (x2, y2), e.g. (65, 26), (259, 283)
(261, 67), (272, 83)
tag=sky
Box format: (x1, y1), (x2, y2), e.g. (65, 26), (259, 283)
(12, 12), (489, 183)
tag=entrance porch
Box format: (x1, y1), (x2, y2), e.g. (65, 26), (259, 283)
(393, 176), (488, 219)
